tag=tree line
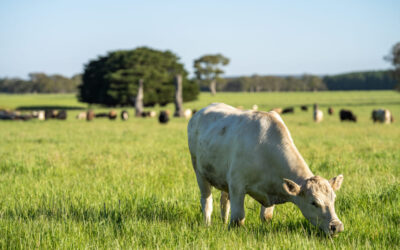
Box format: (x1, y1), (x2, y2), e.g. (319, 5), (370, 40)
(0, 73), (81, 94)
(215, 70), (397, 92)
(1, 41), (399, 103)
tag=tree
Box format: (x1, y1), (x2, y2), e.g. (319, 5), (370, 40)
(79, 47), (199, 106)
(385, 42), (400, 91)
(193, 54), (229, 95)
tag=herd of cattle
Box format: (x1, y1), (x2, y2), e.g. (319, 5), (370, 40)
(0, 108), (197, 124)
(267, 104), (394, 124)
(0, 105), (394, 124)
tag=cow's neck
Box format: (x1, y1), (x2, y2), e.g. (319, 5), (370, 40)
(283, 144), (314, 184)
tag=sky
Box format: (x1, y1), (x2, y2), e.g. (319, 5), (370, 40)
(0, 0), (399, 79)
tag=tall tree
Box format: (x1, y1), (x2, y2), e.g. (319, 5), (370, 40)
(385, 42), (400, 91)
(193, 54), (229, 95)
(79, 47), (199, 106)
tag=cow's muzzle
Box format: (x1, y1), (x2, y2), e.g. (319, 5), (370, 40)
(329, 220), (344, 235)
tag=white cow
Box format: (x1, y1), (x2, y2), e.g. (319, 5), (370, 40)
(313, 104), (323, 123)
(314, 109), (323, 123)
(188, 103), (344, 235)
(372, 109), (393, 124)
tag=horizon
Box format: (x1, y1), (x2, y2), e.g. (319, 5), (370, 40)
(1, 0), (399, 79)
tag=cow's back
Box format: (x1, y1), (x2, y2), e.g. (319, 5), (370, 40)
(188, 103), (298, 192)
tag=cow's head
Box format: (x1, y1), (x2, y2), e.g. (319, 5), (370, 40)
(283, 175), (344, 235)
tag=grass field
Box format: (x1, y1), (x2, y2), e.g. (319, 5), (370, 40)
(0, 91), (399, 249)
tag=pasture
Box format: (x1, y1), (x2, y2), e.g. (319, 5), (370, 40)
(0, 91), (399, 249)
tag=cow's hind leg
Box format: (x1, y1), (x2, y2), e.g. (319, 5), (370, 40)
(195, 171), (213, 226)
(220, 191), (230, 224)
(260, 205), (275, 222)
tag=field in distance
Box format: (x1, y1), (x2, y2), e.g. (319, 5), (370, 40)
(0, 91), (399, 248)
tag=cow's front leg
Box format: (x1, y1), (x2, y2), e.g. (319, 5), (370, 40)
(260, 205), (275, 222)
(195, 171), (213, 225)
(229, 187), (245, 227)
(220, 191), (230, 224)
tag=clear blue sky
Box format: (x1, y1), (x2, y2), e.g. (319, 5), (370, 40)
(0, 0), (399, 79)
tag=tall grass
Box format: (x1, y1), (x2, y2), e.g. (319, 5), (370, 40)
(0, 91), (399, 248)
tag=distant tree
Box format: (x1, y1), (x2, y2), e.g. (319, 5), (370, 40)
(194, 54), (229, 95)
(385, 42), (400, 91)
(79, 47), (199, 106)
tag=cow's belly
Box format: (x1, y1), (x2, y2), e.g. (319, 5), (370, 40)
(196, 152), (230, 192)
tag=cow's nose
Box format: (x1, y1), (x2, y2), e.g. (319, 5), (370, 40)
(329, 221), (344, 234)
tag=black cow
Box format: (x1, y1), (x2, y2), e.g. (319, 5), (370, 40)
(340, 109), (357, 122)
(282, 107), (294, 114)
(300, 105), (308, 111)
(158, 111), (170, 124)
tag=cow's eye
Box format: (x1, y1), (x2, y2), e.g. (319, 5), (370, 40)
(311, 201), (319, 208)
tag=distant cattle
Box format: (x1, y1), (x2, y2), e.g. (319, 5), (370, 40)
(188, 103), (344, 235)
(328, 107), (334, 115)
(45, 110), (58, 120)
(141, 111), (151, 117)
(372, 109), (393, 124)
(301, 105), (308, 111)
(252, 105), (258, 111)
(76, 112), (87, 120)
(158, 110), (170, 124)
(86, 110), (95, 121)
(57, 110), (67, 120)
(282, 107), (294, 114)
(149, 111), (157, 118)
(37, 111), (45, 121)
(121, 110), (129, 121)
(313, 104), (323, 123)
(184, 109), (193, 119)
(109, 110), (117, 120)
(340, 109), (357, 122)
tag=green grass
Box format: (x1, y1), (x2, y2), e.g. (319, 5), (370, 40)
(0, 91), (399, 249)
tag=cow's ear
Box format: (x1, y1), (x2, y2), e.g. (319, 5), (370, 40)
(283, 179), (300, 196)
(329, 174), (344, 191)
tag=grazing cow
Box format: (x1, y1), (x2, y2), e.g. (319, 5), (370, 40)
(328, 107), (334, 115)
(57, 110), (67, 120)
(158, 110), (170, 124)
(188, 103), (344, 235)
(149, 111), (157, 118)
(76, 112), (87, 120)
(109, 110), (117, 120)
(340, 109), (357, 122)
(282, 107), (294, 114)
(252, 105), (258, 111)
(45, 110), (58, 120)
(313, 104), (323, 123)
(121, 110), (129, 121)
(86, 110), (95, 121)
(301, 105), (308, 111)
(372, 109), (393, 124)
(184, 109), (193, 119)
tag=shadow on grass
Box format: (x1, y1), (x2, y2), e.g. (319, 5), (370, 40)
(1, 195), (195, 228)
(16, 105), (86, 111)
